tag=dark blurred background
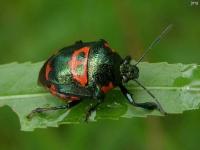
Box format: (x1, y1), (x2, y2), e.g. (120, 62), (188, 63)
(0, 0), (200, 150)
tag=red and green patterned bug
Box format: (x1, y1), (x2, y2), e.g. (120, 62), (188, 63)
(28, 25), (172, 120)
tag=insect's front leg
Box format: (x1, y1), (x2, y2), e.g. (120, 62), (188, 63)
(119, 84), (158, 110)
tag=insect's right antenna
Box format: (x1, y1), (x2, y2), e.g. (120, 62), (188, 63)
(135, 24), (173, 66)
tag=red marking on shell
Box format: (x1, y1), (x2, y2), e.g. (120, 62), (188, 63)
(45, 62), (52, 80)
(101, 82), (114, 93)
(61, 95), (80, 101)
(104, 42), (109, 48)
(58, 93), (68, 99)
(68, 47), (90, 86)
(49, 87), (80, 101)
(50, 84), (57, 96)
(70, 96), (80, 101)
(104, 42), (115, 52)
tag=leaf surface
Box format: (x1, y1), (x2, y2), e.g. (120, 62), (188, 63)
(0, 62), (199, 131)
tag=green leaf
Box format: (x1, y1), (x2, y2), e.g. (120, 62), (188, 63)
(0, 62), (200, 131)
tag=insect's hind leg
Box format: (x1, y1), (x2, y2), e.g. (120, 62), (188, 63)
(27, 100), (82, 119)
(119, 85), (158, 110)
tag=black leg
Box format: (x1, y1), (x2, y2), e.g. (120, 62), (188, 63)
(119, 85), (158, 110)
(85, 100), (103, 122)
(75, 40), (83, 45)
(27, 100), (82, 119)
(123, 56), (131, 64)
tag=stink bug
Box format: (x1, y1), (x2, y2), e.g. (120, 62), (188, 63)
(28, 25), (172, 120)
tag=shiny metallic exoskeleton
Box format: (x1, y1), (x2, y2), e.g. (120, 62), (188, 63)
(28, 23), (173, 120)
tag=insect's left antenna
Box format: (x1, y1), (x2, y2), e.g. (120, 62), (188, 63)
(135, 24), (173, 66)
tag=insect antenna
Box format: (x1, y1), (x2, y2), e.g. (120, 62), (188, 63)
(134, 79), (166, 114)
(135, 24), (173, 66)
